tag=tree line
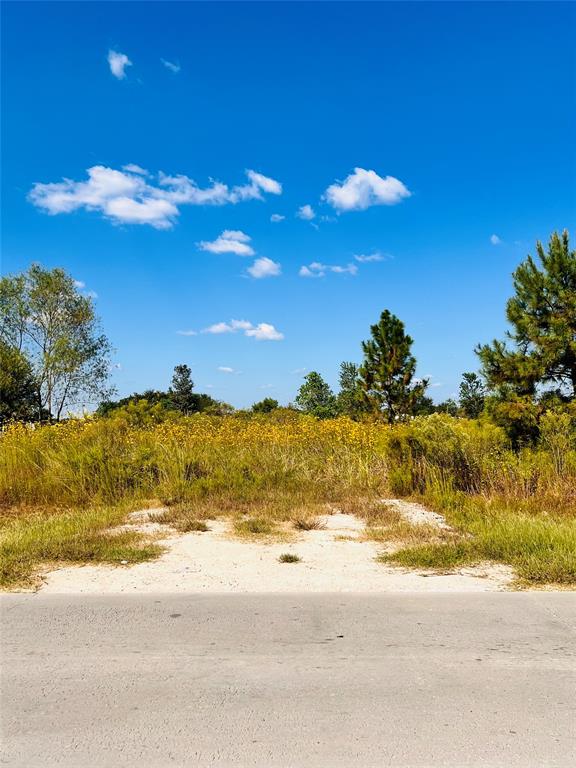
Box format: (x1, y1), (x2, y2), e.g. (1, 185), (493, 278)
(1, 231), (574, 444)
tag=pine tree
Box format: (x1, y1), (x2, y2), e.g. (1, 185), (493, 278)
(458, 372), (485, 418)
(477, 231), (576, 399)
(336, 361), (365, 417)
(295, 372), (337, 419)
(169, 364), (196, 415)
(358, 310), (427, 423)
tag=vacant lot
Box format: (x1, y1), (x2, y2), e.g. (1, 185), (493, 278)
(1, 412), (575, 589)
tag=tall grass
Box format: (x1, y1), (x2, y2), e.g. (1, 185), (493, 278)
(0, 412), (388, 511)
(1, 410), (575, 587)
(382, 413), (576, 584)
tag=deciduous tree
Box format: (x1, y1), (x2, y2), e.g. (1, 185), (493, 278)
(0, 265), (113, 420)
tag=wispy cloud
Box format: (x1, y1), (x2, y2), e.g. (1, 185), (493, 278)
(490, 234), (502, 245)
(324, 168), (411, 212)
(176, 329), (198, 336)
(299, 261), (358, 278)
(201, 319), (283, 341)
(73, 279), (97, 299)
(122, 163), (148, 175)
(354, 251), (386, 263)
(218, 366), (238, 374)
(247, 257), (281, 278)
(297, 204), (315, 221)
(29, 166), (282, 229)
(107, 50), (132, 80)
(198, 230), (254, 256)
(161, 58), (181, 73)
(270, 213), (285, 223)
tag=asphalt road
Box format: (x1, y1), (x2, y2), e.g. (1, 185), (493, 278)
(2, 593), (575, 767)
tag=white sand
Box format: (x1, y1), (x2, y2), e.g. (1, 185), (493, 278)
(39, 503), (514, 593)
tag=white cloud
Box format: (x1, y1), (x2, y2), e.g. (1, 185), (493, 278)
(246, 170), (282, 195)
(299, 261), (358, 278)
(107, 50), (132, 80)
(161, 58), (181, 73)
(218, 366), (235, 373)
(73, 279), (97, 299)
(297, 204), (315, 220)
(29, 166), (282, 229)
(270, 213), (285, 223)
(324, 168), (411, 212)
(176, 330), (198, 336)
(198, 230), (254, 256)
(354, 251), (386, 263)
(122, 164), (148, 175)
(228, 170), (282, 203)
(245, 323), (284, 341)
(200, 319), (283, 341)
(247, 257), (281, 279)
(490, 234), (502, 245)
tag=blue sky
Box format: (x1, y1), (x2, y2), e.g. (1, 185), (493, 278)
(2, 1), (575, 407)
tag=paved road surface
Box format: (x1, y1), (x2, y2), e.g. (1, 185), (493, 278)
(2, 593), (575, 767)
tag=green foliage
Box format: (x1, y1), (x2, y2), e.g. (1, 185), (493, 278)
(358, 310), (428, 423)
(96, 390), (173, 416)
(458, 372), (485, 418)
(252, 397), (279, 413)
(295, 372), (337, 418)
(336, 361), (367, 418)
(279, 553), (301, 563)
(0, 507), (162, 588)
(483, 391), (541, 446)
(435, 398), (459, 416)
(412, 394), (436, 416)
(0, 342), (41, 424)
(169, 364), (196, 415)
(478, 230), (576, 397)
(0, 265), (113, 420)
(384, 414), (509, 495)
(539, 409), (575, 474)
(97, 388), (221, 418)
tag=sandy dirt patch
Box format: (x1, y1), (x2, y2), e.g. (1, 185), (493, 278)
(39, 504), (514, 594)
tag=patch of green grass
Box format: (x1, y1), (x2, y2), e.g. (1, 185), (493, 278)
(0, 507), (163, 589)
(383, 541), (476, 570)
(382, 495), (576, 584)
(234, 517), (276, 536)
(279, 553), (301, 563)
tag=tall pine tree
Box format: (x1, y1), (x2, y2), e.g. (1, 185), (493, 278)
(477, 231), (576, 400)
(169, 364), (196, 415)
(358, 310), (427, 423)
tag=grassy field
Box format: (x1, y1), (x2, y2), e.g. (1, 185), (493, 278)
(1, 410), (574, 588)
